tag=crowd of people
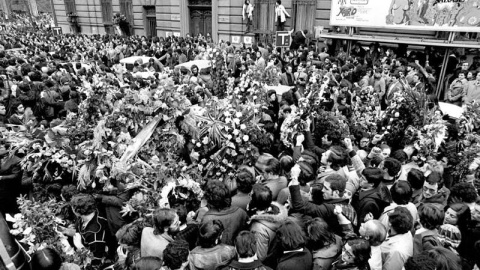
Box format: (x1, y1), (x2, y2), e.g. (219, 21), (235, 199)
(1, 15), (480, 270)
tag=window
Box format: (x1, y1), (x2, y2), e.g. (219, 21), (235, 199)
(64, 0), (76, 15)
(101, 0), (113, 23)
(252, 0), (275, 33)
(120, 0), (133, 23)
(292, 0), (316, 33)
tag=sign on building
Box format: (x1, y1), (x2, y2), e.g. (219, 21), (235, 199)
(330, 0), (480, 32)
(52, 27), (62, 35)
(244, 36), (253, 44)
(275, 31), (291, 48)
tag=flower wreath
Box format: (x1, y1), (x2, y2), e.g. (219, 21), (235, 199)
(159, 176), (204, 209)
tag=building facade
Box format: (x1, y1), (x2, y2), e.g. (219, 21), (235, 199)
(52, 0), (331, 43)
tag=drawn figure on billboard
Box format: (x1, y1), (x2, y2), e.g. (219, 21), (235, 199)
(456, 0), (480, 27)
(434, 2), (462, 26)
(386, 0), (410, 24)
(338, 0), (347, 5)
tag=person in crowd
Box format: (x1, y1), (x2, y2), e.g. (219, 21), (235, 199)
(202, 180), (248, 245)
(174, 204), (199, 251)
(226, 231), (272, 270)
(447, 70), (468, 106)
(131, 257), (163, 270)
(448, 182), (478, 211)
(404, 253), (436, 270)
(359, 220), (387, 270)
(274, 0), (290, 31)
(321, 173), (358, 227)
(115, 221), (143, 270)
(242, 0), (254, 33)
(464, 71), (480, 105)
(259, 158), (287, 200)
(413, 203), (444, 255)
(380, 206), (414, 270)
(141, 208), (180, 259)
(379, 180), (418, 231)
(406, 169), (425, 204)
(163, 240), (190, 270)
(424, 247), (462, 270)
(306, 217), (343, 270)
(414, 172), (450, 209)
(276, 219), (313, 270)
(438, 203), (470, 252)
(332, 237), (371, 270)
(189, 220), (236, 270)
(231, 167), (256, 211)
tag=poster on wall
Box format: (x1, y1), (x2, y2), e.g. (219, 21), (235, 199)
(330, 0), (480, 32)
(244, 36), (253, 44)
(232, 36), (241, 44)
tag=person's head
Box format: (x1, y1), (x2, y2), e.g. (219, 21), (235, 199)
(70, 194), (96, 216)
(322, 145), (348, 170)
(305, 218), (336, 251)
(249, 184), (273, 212)
(388, 206), (413, 235)
(116, 221), (143, 247)
(467, 71), (476, 80)
(236, 167), (256, 194)
(163, 240), (190, 270)
(30, 247), (62, 270)
(407, 168), (425, 190)
(457, 70), (467, 80)
(234, 231), (257, 259)
(285, 65), (292, 73)
(198, 220), (224, 248)
(322, 173), (347, 200)
(276, 0), (282, 5)
(277, 219), (306, 251)
(361, 167), (384, 188)
(341, 238), (371, 267)
(131, 257), (163, 270)
(449, 182), (478, 204)
(322, 130), (341, 147)
(461, 61), (469, 70)
(404, 253), (436, 270)
(173, 204), (188, 225)
(423, 172), (442, 199)
(359, 137), (370, 150)
(204, 180), (232, 210)
(391, 150), (408, 164)
(391, 181), (413, 205)
(264, 157), (281, 178)
(443, 203), (471, 227)
(152, 208), (180, 236)
(359, 220), (387, 247)
(14, 103), (25, 114)
(381, 157), (402, 179)
(425, 247), (462, 270)
(418, 203), (444, 230)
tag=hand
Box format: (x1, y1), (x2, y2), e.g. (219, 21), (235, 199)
(364, 212), (374, 222)
(344, 138), (353, 151)
(289, 164), (301, 185)
(334, 205), (343, 216)
(305, 118), (312, 132)
(58, 226), (76, 237)
(117, 246), (128, 262)
(296, 134), (305, 146)
(73, 233), (85, 250)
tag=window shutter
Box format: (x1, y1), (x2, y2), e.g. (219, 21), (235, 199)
(253, 0), (275, 32)
(120, 0), (133, 23)
(293, 0), (316, 33)
(64, 0), (76, 14)
(101, 0), (113, 24)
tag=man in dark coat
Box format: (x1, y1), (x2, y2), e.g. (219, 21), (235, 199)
(290, 30), (308, 51)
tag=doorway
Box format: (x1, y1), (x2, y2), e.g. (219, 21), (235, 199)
(188, 0), (211, 37)
(144, 6), (157, 37)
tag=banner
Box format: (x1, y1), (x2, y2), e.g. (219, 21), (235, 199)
(330, 0), (480, 32)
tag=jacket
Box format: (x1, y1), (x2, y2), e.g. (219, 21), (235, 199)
(413, 186), (450, 209)
(140, 227), (174, 259)
(312, 235), (342, 270)
(275, 5), (290, 23)
(277, 249), (313, 270)
(351, 184), (392, 226)
(290, 31), (307, 51)
(189, 244), (236, 270)
(227, 259), (272, 270)
(242, 4), (254, 20)
(464, 80), (480, 104)
(75, 212), (110, 266)
(202, 206), (248, 245)
(249, 202), (288, 261)
(413, 229), (441, 255)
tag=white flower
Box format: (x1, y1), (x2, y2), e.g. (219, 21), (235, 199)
(196, 142), (202, 147)
(233, 118), (240, 125)
(202, 137), (209, 144)
(233, 129), (240, 136)
(236, 112), (243, 118)
(240, 124), (246, 130)
(243, 135), (249, 142)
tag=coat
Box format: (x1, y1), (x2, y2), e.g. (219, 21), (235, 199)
(312, 235), (342, 270)
(242, 3), (254, 20)
(202, 206), (248, 245)
(275, 5), (290, 23)
(277, 249), (313, 270)
(351, 184), (392, 226)
(290, 31), (307, 51)
(249, 202), (288, 261)
(189, 244), (236, 270)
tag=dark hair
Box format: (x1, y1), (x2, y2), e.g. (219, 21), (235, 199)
(418, 203), (444, 230)
(70, 194), (97, 215)
(404, 253), (436, 270)
(152, 208), (177, 235)
(391, 150), (408, 163)
(348, 238), (371, 268)
(30, 248), (62, 270)
(204, 180), (232, 210)
(116, 220), (143, 247)
(445, 203), (471, 230)
(391, 181), (413, 205)
(278, 219), (306, 250)
(276, 0), (281, 4)
(61, 184), (79, 202)
(362, 167), (384, 187)
(236, 167), (256, 193)
(132, 256), (163, 270)
(324, 173), (347, 197)
(198, 220), (224, 248)
(389, 206), (413, 234)
(235, 231), (257, 258)
(250, 184), (273, 211)
(425, 247), (462, 270)
(383, 157), (402, 178)
(264, 158), (281, 176)
(327, 146), (348, 170)
(310, 183), (324, 205)
(163, 240), (190, 270)
(449, 182), (478, 204)
(306, 218), (336, 251)
(408, 168), (425, 190)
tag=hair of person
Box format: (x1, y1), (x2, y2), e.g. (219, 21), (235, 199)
(362, 167), (384, 187)
(445, 203), (471, 231)
(327, 145), (348, 170)
(116, 221), (143, 247)
(391, 181), (413, 205)
(152, 208), (177, 235)
(362, 220), (387, 246)
(383, 157), (402, 178)
(425, 247), (462, 270)
(425, 171), (442, 187)
(131, 256), (163, 270)
(276, 0), (281, 4)
(235, 231), (257, 258)
(278, 219), (306, 250)
(391, 150), (408, 163)
(404, 253), (436, 270)
(305, 217), (336, 251)
(310, 183), (325, 205)
(236, 167), (256, 193)
(408, 168), (425, 190)
(324, 173), (347, 197)
(173, 204), (188, 224)
(297, 161), (315, 185)
(449, 182), (478, 204)
(163, 240), (190, 270)
(325, 129), (342, 145)
(61, 184), (79, 202)
(70, 193), (97, 216)
(279, 155), (295, 175)
(204, 180), (232, 210)
(347, 238), (371, 268)
(388, 206), (413, 234)
(250, 184), (273, 211)
(418, 203), (444, 230)
(30, 247), (62, 270)
(198, 219), (224, 248)
(264, 158), (281, 176)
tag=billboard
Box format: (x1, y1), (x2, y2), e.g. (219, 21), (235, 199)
(330, 0), (480, 32)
